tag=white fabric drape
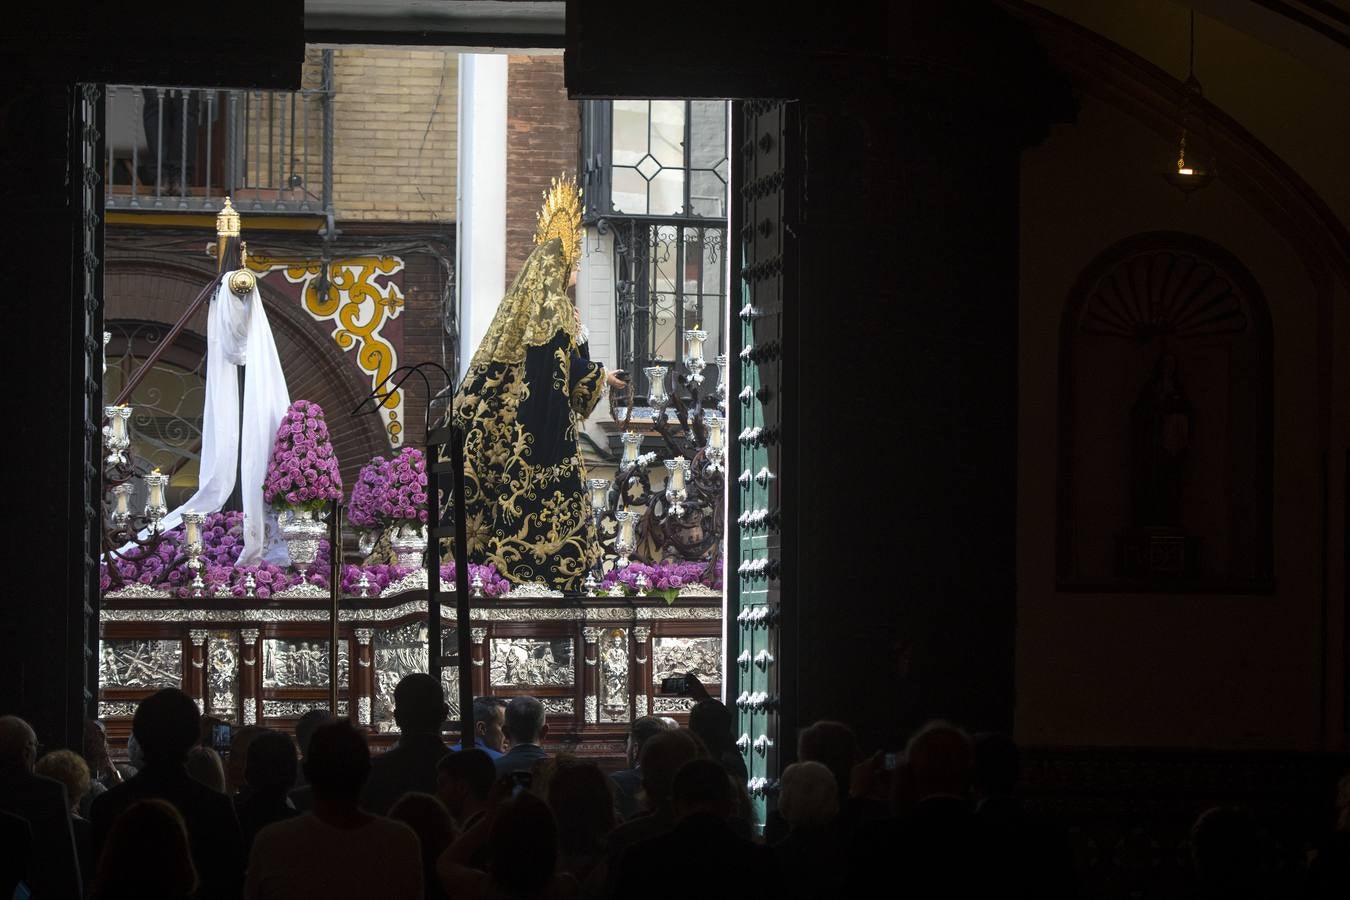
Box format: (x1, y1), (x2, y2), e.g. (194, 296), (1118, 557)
(139, 277), (292, 565)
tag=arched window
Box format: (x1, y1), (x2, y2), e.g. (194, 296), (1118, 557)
(1058, 232), (1273, 590)
(103, 319), (207, 512)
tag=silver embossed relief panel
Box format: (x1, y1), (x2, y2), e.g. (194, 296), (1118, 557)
(261, 700), (350, 719)
(98, 639), (183, 689)
(652, 637), (722, 685)
(489, 638), (575, 687)
(262, 639), (349, 688)
(373, 624), (460, 733)
(541, 698), (575, 716)
(207, 632), (239, 722)
(599, 628), (630, 723)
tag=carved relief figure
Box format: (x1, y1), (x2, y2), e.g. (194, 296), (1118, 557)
(601, 632), (629, 711)
(1130, 352), (1192, 528)
(490, 639), (574, 686)
(651, 637), (722, 686)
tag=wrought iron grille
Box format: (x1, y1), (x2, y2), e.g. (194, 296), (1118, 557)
(104, 50), (335, 215)
(104, 321), (207, 512)
(602, 219), (727, 401)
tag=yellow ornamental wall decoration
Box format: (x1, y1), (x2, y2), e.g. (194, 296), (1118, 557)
(246, 253), (407, 446)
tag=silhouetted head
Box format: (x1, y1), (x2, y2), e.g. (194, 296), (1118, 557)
(245, 730), (298, 796)
(0, 717), (38, 774)
(638, 730), (703, 808)
(780, 761), (839, 830)
(504, 695), (547, 745)
(394, 673), (448, 735)
(92, 798), (197, 900)
(303, 722), (370, 802)
(904, 720), (974, 800)
(185, 746), (226, 793)
(132, 689), (201, 766)
(472, 696), (508, 752)
(546, 757), (615, 854)
(672, 758), (733, 820)
(627, 716), (672, 768)
(487, 792), (558, 893)
(295, 709), (335, 760)
(34, 750), (90, 813)
(797, 721), (859, 803)
(688, 699), (734, 754)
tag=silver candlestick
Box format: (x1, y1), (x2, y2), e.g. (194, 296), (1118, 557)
(714, 353), (728, 409)
(103, 405), (132, 467)
(183, 511), (206, 598)
(583, 572), (598, 597)
(634, 571), (649, 596)
(614, 509), (636, 569)
(684, 329), (708, 386)
(471, 570), (485, 598)
(357, 571), (371, 599)
(244, 572), (257, 599)
(644, 365), (670, 408)
(110, 484), (134, 527)
(143, 471), (170, 533)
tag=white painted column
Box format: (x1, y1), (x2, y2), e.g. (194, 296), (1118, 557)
(456, 53), (509, 382)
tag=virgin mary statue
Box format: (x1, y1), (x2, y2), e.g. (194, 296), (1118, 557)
(444, 176), (626, 591)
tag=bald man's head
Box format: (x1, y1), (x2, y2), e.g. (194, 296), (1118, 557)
(0, 716), (38, 773)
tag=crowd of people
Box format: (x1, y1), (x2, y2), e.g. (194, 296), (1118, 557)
(3, 675), (1349, 899)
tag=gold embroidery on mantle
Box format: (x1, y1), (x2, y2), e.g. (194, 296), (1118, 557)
(247, 254), (406, 446)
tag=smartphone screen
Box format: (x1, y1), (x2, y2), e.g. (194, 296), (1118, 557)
(660, 675), (688, 695)
(212, 723), (232, 753)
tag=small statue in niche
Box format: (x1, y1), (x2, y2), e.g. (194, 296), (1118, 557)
(1130, 351), (1192, 528)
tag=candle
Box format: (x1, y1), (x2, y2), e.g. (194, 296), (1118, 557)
(112, 484), (132, 519)
(105, 405), (130, 443)
(183, 511), (202, 548)
(145, 470), (167, 510)
(706, 415), (724, 451)
(620, 432), (640, 466)
(666, 457), (687, 492)
(684, 327), (707, 365)
(587, 478), (609, 511)
(619, 510), (635, 547)
(1178, 167), (1194, 176)
(644, 366), (669, 407)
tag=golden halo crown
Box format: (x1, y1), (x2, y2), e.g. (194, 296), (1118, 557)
(534, 174), (583, 272)
(216, 196), (241, 238)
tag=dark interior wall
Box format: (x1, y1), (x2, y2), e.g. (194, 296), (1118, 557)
(2, 2), (305, 750)
(569, 0), (1071, 755)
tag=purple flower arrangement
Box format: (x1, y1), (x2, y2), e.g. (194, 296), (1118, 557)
(347, 456), (389, 530)
(100, 510), (332, 599)
(263, 400), (344, 510)
(382, 447), (429, 526)
(439, 562), (512, 598)
(600, 559), (710, 601)
(340, 563), (411, 597)
(346, 448), (427, 532)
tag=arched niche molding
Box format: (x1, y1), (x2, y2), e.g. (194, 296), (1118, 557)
(104, 255), (389, 497)
(1057, 231), (1273, 591)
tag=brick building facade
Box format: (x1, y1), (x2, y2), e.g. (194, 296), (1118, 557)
(104, 50), (585, 501)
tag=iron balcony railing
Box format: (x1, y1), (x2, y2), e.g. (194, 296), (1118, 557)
(104, 50), (334, 216)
